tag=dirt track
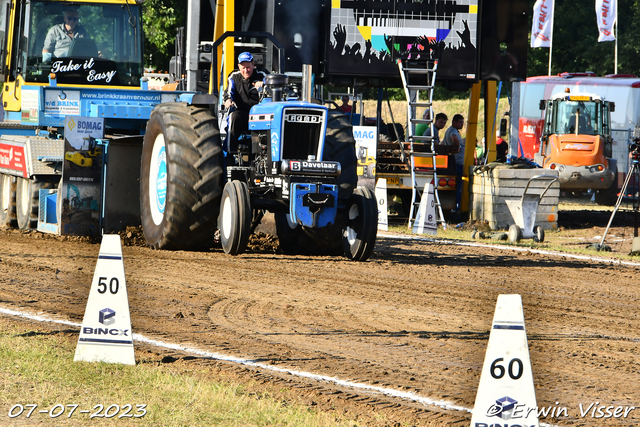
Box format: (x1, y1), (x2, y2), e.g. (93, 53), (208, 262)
(1, 222), (640, 426)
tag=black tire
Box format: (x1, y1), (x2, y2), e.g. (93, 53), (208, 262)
(324, 110), (358, 200)
(219, 180), (252, 255)
(508, 224), (522, 243)
(342, 186), (378, 261)
(16, 177), (57, 230)
(534, 225), (545, 243)
(140, 103), (224, 250)
(274, 212), (306, 255)
(366, 163), (376, 179)
(0, 173), (17, 228)
(594, 169), (618, 206)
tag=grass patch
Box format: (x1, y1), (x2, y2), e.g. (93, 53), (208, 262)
(0, 327), (362, 426)
(385, 223), (640, 262)
(363, 99), (510, 142)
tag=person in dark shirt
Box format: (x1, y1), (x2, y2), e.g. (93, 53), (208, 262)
(339, 95), (352, 114)
(496, 131), (508, 162)
(421, 112), (448, 144)
(42, 7), (90, 60)
(223, 52), (266, 152)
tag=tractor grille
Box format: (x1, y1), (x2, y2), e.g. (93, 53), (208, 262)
(281, 108), (324, 160)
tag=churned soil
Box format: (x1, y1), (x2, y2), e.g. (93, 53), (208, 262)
(1, 210), (640, 426)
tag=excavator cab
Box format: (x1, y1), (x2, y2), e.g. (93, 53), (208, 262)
(537, 92), (617, 203)
(558, 101), (596, 135)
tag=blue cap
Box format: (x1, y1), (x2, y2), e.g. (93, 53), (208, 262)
(238, 52), (253, 63)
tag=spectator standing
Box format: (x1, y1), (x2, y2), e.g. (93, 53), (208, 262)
(496, 130), (508, 162)
(443, 114), (465, 211)
(428, 112), (448, 144)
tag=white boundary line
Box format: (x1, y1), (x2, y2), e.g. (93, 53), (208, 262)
(0, 306), (466, 413)
(0, 305), (561, 426)
(379, 232), (640, 268)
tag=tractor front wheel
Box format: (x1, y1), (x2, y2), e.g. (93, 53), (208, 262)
(342, 186), (378, 261)
(219, 180), (252, 255)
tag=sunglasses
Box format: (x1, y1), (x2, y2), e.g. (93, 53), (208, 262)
(66, 16), (79, 21)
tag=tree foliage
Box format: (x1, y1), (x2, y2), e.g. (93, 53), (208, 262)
(528, 0), (640, 77)
(140, 1), (640, 89)
(142, 0), (185, 70)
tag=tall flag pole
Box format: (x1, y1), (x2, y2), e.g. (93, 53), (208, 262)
(614, 1), (618, 73)
(530, 0), (555, 75)
(548, 0), (555, 76)
(595, 0), (617, 73)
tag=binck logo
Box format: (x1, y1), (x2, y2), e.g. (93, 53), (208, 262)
(82, 327), (129, 336)
(99, 308), (116, 326)
(487, 396), (517, 420)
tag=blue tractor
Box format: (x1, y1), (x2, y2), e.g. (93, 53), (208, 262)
(140, 34), (377, 261)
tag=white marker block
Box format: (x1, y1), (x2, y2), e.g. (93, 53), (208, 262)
(470, 294), (539, 427)
(375, 178), (389, 231)
(412, 181), (437, 235)
(74, 235), (135, 365)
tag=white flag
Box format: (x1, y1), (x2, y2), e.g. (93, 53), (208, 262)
(531, 0), (554, 48)
(596, 0), (616, 42)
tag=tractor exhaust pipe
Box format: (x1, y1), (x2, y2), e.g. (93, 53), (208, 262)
(264, 74), (288, 102)
(301, 64), (312, 103)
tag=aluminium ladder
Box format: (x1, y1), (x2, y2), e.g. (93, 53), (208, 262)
(397, 58), (447, 230)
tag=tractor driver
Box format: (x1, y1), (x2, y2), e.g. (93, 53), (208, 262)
(223, 52), (266, 152)
(42, 7), (90, 61)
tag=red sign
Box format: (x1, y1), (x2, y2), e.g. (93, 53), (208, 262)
(0, 141), (28, 177)
(518, 117), (544, 159)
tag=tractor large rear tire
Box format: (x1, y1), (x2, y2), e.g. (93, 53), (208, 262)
(299, 110), (359, 255)
(141, 103), (224, 250)
(274, 212), (306, 255)
(0, 173), (17, 228)
(324, 110), (358, 200)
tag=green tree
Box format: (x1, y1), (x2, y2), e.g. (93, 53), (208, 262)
(143, 0), (185, 70)
(528, 0), (640, 77)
